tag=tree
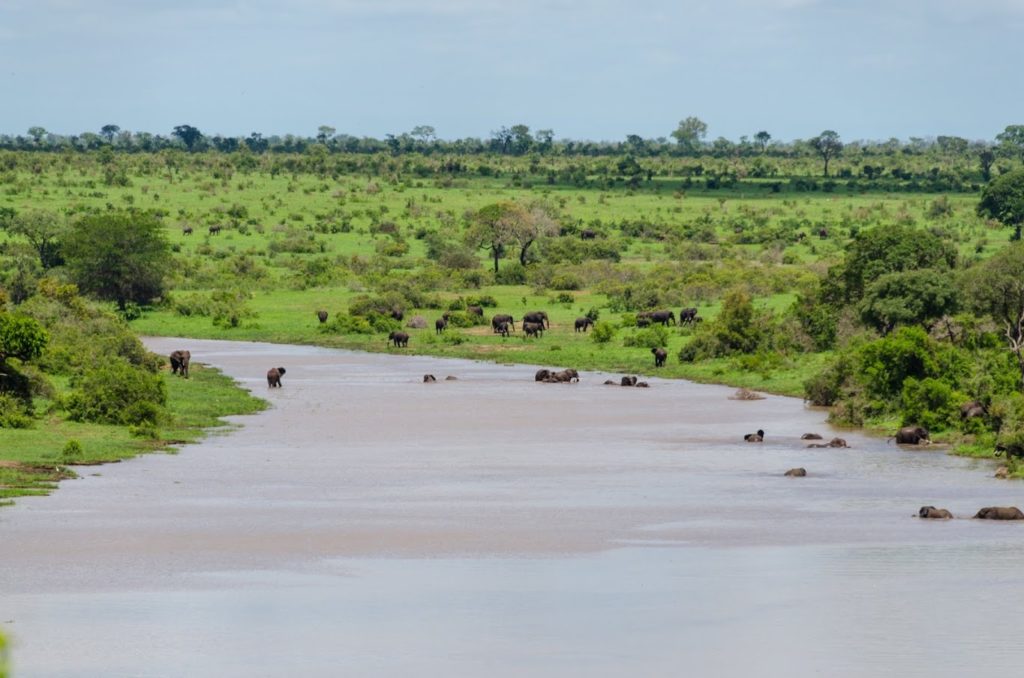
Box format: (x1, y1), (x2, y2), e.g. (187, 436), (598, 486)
(858, 269), (959, 335)
(0, 313), (48, 364)
(27, 126), (47, 144)
(316, 125), (336, 144)
(512, 202), (560, 266)
(509, 125), (533, 155)
(63, 212), (172, 310)
(810, 130), (843, 177)
(963, 243), (1024, 388)
(535, 129), (554, 154)
(996, 124), (1024, 161)
(100, 124), (120, 143)
(465, 202), (519, 273)
(980, 149), (996, 182)
(825, 224), (957, 303)
(1, 209), (66, 269)
(754, 131), (771, 153)
(171, 124), (203, 152)
(977, 168), (1024, 240)
(409, 125), (436, 144)
(670, 117), (708, 154)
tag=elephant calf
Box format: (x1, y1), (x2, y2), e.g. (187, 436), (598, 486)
(974, 506), (1024, 520)
(267, 367), (286, 388)
(652, 347), (667, 367)
(918, 506), (953, 519)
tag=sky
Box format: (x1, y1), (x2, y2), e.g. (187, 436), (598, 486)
(2, 0), (1023, 143)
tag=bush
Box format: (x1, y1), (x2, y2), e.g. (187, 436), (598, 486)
(61, 439), (83, 461)
(590, 321), (617, 344)
(64, 360), (166, 425)
(0, 392), (32, 428)
(494, 263), (527, 285)
(320, 313), (374, 335)
(623, 325), (670, 349)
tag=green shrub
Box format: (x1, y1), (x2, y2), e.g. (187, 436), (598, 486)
(590, 321), (617, 344)
(65, 360), (166, 425)
(61, 439), (83, 461)
(494, 263), (527, 285)
(320, 313), (374, 335)
(623, 325), (670, 349)
(900, 377), (964, 431)
(0, 392), (32, 428)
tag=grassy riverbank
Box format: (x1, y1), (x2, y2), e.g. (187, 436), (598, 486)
(0, 363), (265, 505)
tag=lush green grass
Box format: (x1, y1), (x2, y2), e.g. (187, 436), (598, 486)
(0, 364), (265, 503)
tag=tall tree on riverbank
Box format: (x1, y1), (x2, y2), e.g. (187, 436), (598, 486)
(977, 169), (1024, 241)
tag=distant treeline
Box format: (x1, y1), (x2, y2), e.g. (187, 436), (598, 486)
(4, 122), (1024, 164)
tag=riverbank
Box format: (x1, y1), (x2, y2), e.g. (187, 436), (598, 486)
(0, 363), (265, 505)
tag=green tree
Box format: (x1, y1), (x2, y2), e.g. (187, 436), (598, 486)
(825, 224), (957, 303)
(63, 212), (172, 310)
(1, 209), (67, 269)
(980, 149), (996, 181)
(172, 124), (203, 151)
(963, 242), (1024, 387)
(810, 130), (843, 177)
(0, 313), (48, 363)
(513, 202), (560, 266)
(859, 269), (959, 335)
(465, 202), (520, 273)
(754, 130), (771, 153)
(996, 124), (1024, 161)
(316, 125), (336, 144)
(977, 168), (1024, 240)
(100, 124), (120, 142)
(27, 126), (47, 144)
(671, 117), (708, 154)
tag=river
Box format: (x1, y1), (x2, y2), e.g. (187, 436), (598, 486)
(2, 337), (1023, 677)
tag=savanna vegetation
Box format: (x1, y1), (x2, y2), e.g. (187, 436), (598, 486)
(3, 119), (1024, 482)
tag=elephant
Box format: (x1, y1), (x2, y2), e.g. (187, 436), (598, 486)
(492, 314), (516, 332)
(574, 317), (594, 333)
(169, 350), (191, 378)
(182, 225), (193, 235)
(652, 347), (667, 367)
(208, 224), (222, 235)
(960, 400), (985, 420)
(621, 375), (638, 387)
(635, 381), (650, 388)
(466, 305), (484, 317)
(423, 374), (437, 383)
(894, 426), (930, 445)
(635, 311), (653, 328)
(918, 506), (953, 519)
(818, 227), (828, 239)
(317, 310), (328, 324)
(603, 379), (617, 385)
(435, 318), (447, 334)
(784, 468), (807, 477)
(445, 375), (458, 381)
(522, 311), (549, 329)
(679, 307), (700, 325)
(801, 433), (823, 440)
(494, 321), (511, 337)
(267, 367), (286, 388)
(744, 429), (765, 442)
(388, 331), (409, 348)
(974, 506), (1024, 520)
(389, 308), (404, 322)
(523, 321), (544, 338)
(535, 369), (552, 382)
(806, 437), (849, 449)
(650, 310), (676, 326)
(550, 369), (579, 383)
(580, 229), (597, 240)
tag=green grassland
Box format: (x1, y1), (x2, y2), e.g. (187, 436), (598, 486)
(0, 363), (265, 504)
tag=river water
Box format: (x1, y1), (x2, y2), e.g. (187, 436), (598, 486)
(2, 338), (1023, 677)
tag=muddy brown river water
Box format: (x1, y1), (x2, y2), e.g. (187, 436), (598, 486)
(3, 338), (1024, 677)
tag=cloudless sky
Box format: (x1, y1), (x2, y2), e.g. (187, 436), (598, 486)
(2, 0), (1022, 143)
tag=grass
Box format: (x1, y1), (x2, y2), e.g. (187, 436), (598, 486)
(0, 363), (266, 503)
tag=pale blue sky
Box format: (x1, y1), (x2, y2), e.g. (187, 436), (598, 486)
(2, 0), (1022, 142)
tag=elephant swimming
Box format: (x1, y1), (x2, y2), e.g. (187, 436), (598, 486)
(266, 367), (286, 388)
(974, 506), (1024, 520)
(806, 437), (849, 449)
(535, 369), (552, 382)
(894, 426), (930, 445)
(744, 429), (765, 442)
(784, 468), (807, 477)
(621, 375), (639, 387)
(801, 433), (823, 440)
(652, 347), (667, 367)
(169, 350), (191, 378)
(423, 374), (437, 383)
(918, 506), (953, 519)
(388, 331), (409, 348)
(550, 369), (579, 383)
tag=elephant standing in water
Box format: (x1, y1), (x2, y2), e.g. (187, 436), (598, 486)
(267, 367), (286, 388)
(918, 506), (953, 519)
(974, 506), (1024, 520)
(169, 350), (191, 378)
(744, 429), (764, 442)
(894, 426), (930, 445)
